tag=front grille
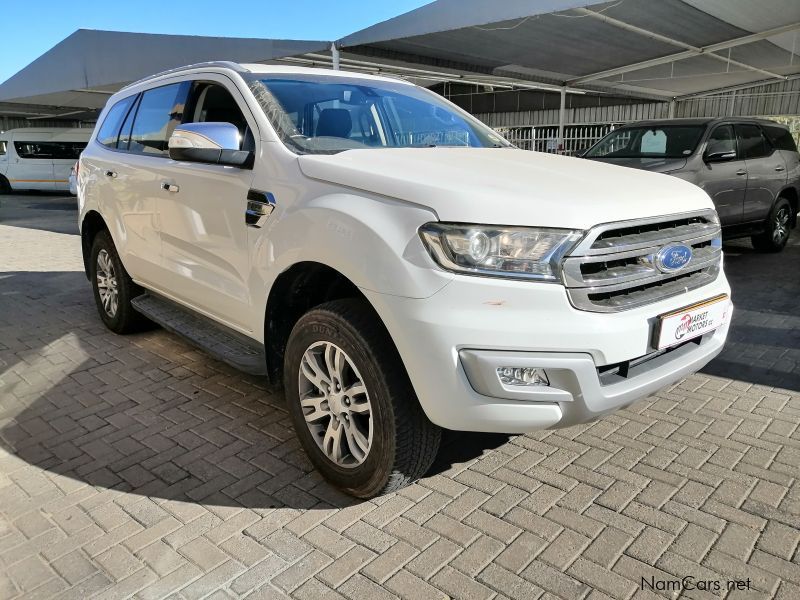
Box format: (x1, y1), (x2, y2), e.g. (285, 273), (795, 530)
(562, 210), (722, 312)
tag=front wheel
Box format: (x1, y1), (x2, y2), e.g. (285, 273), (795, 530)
(751, 198), (793, 252)
(284, 298), (440, 498)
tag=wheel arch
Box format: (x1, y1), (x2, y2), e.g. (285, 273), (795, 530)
(80, 210), (109, 279)
(264, 261), (385, 383)
(778, 186), (798, 228)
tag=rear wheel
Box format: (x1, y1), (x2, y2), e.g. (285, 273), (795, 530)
(751, 198), (793, 252)
(89, 230), (151, 333)
(284, 298), (440, 498)
(0, 175), (10, 194)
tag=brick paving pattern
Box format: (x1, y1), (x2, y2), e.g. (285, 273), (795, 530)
(1, 193), (798, 599)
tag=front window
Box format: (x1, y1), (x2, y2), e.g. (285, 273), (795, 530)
(586, 125), (706, 159)
(247, 74), (510, 154)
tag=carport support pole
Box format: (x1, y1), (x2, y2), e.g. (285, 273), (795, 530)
(331, 43), (340, 71)
(668, 100), (676, 119)
(557, 86), (566, 154)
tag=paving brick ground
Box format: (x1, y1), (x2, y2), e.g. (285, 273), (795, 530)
(0, 192), (798, 599)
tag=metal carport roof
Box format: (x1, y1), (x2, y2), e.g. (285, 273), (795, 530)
(337, 0), (800, 100)
(0, 29), (329, 118)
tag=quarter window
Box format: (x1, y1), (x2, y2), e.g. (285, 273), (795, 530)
(736, 124), (771, 159)
(97, 95), (137, 148)
(129, 82), (190, 155)
(0, 140), (6, 156)
(763, 125), (798, 152)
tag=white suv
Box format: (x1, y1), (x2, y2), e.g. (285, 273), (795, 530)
(79, 62), (732, 497)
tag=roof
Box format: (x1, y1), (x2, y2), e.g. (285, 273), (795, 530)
(338, 0), (800, 99)
(617, 116), (791, 127)
(0, 1), (798, 121)
(0, 30), (328, 109)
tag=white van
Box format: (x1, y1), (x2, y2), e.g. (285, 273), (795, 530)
(0, 127), (91, 193)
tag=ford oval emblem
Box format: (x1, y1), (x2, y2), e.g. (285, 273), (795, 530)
(655, 243), (693, 273)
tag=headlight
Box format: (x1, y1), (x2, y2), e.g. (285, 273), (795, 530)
(419, 223), (582, 281)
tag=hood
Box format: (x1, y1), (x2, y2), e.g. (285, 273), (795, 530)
(298, 148), (714, 230)
(587, 156), (688, 174)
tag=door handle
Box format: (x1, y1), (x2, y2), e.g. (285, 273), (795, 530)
(775, 166), (785, 172)
(105, 170), (117, 178)
(735, 169), (747, 176)
(161, 182), (179, 193)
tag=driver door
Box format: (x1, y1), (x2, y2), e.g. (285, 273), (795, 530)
(698, 124), (746, 225)
(153, 77), (258, 332)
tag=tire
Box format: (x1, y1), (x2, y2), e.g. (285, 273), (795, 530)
(751, 197), (793, 252)
(89, 230), (150, 333)
(0, 175), (10, 194)
(284, 298), (441, 498)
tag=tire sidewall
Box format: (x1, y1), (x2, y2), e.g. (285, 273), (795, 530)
(763, 198), (792, 251)
(284, 310), (397, 496)
(90, 231), (127, 331)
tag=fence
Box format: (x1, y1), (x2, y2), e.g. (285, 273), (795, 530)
(493, 122), (621, 155)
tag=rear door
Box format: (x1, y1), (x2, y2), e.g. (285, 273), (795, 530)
(697, 124), (746, 225)
(736, 123), (785, 223)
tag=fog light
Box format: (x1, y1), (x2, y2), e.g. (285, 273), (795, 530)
(497, 367), (549, 387)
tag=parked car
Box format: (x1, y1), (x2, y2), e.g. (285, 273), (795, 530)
(78, 63), (732, 497)
(68, 161), (78, 196)
(0, 128), (91, 193)
(582, 118), (799, 252)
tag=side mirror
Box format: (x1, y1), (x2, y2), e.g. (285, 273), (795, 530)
(169, 122), (253, 168)
(704, 142), (736, 163)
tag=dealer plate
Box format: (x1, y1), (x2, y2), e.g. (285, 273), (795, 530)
(655, 294), (731, 350)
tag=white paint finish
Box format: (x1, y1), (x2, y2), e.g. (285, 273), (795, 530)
(79, 64), (733, 435)
(298, 147), (716, 230)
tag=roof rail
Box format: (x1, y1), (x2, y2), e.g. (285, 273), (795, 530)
(122, 61), (249, 90)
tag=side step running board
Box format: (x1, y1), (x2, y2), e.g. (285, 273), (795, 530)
(131, 293), (268, 376)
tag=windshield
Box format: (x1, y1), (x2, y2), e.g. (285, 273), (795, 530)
(247, 74), (510, 154)
(586, 125), (706, 159)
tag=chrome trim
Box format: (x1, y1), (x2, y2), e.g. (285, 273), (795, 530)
(567, 265), (720, 313)
(563, 210), (722, 312)
(569, 209), (720, 256)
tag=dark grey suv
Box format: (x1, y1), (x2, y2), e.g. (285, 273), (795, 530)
(584, 118), (799, 252)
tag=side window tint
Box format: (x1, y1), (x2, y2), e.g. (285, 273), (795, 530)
(97, 95), (136, 148)
(707, 125), (736, 156)
(736, 124), (771, 160)
(763, 125), (798, 152)
(129, 82), (190, 155)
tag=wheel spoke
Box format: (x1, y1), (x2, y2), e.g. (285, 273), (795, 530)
(342, 420), (369, 462)
(323, 419), (344, 463)
(301, 395), (329, 422)
(301, 352), (331, 391)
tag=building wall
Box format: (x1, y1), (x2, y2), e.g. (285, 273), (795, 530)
(473, 77), (800, 128)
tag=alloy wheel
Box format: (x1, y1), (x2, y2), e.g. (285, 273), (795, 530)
(96, 249), (119, 317)
(773, 207), (790, 244)
(298, 341), (373, 468)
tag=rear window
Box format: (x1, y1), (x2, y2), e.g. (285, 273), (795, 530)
(97, 95), (137, 148)
(763, 125), (798, 152)
(14, 141), (86, 160)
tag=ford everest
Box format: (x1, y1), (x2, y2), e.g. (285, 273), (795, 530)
(79, 63), (732, 497)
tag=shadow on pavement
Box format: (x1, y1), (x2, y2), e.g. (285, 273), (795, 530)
(0, 270), (510, 510)
(0, 192), (79, 236)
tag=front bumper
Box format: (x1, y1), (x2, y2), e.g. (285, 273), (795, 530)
(363, 271), (731, 434)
